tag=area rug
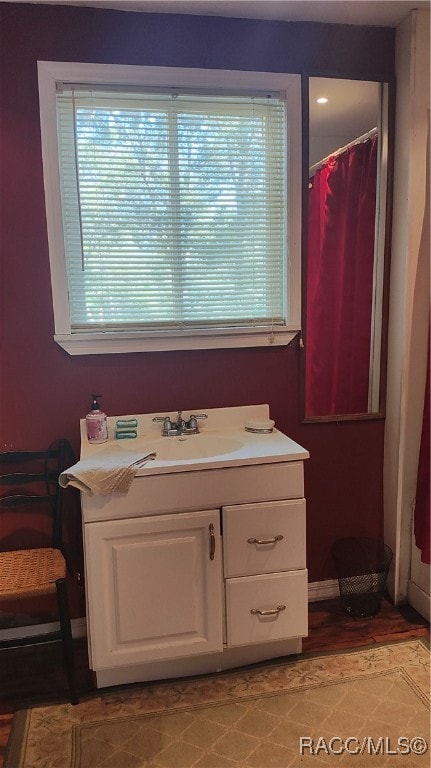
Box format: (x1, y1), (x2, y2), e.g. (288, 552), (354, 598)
(5, 640), (430, 768)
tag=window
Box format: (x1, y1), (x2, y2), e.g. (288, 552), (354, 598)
(38, 63), (301, 354)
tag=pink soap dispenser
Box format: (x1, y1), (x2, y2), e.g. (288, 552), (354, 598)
(86, 394), (108, 443)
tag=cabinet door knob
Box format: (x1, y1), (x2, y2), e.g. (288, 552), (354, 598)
(250, 605), (286, 617)
(247, 534), (284, 545)
(209, 523), (216, 560)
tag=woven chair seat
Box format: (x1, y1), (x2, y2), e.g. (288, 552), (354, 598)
(0, 547), (66, 599)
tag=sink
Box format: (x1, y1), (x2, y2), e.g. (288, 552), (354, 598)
(114, 434), (243, 461)
(80, 406), (310, 476)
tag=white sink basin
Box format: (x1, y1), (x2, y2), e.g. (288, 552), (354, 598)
(115, 434), (243, 461)
(80, 406), (310, 477)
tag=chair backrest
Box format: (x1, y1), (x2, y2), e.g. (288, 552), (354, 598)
(0, 439), (74, 551)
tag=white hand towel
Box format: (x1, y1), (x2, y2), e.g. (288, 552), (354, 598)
(59, 451), (156, 495)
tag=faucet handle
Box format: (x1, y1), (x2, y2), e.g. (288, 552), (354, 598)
(187, 413), (208, 431)
(152, 415), (174, 434)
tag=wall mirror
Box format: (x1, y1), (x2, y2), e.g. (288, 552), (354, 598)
(302, 76), (390, 421)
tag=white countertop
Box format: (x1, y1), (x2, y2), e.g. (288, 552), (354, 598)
(80, 404), (309, 477)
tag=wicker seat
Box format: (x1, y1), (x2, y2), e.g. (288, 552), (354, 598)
(0, 548), (66, 598)
(0, 440), (79, 704)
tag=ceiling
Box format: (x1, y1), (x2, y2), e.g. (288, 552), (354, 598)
(4, 0), (430, 27)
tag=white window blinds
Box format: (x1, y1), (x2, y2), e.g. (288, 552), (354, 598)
(56, 87), (287, 333)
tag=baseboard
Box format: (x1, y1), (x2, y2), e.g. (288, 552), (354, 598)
(0, 582), (337, 643)
(0, 617), (87, 644)
(308, 578), (340, 602)
(408, 579), (431, 622)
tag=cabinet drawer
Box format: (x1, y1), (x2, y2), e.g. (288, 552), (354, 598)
(225, 570), (308, 647)
(222, 500), (305, 577)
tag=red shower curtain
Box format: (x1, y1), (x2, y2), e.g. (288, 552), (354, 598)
(305, 135), (378, 417)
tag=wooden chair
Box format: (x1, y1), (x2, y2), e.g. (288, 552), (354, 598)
(0, 439), (79, 704)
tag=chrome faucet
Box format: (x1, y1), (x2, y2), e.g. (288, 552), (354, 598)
(152, 411), (208, 437)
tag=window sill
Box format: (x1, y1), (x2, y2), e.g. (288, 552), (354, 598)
(54, 328), (300, 355)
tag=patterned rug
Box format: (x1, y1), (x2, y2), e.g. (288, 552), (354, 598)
(5, 640), (430, 767)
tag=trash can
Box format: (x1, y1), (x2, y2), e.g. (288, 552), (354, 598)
(331, 537), (393, 617)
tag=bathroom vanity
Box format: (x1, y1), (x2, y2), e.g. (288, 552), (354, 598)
(79, 405), (309, 688)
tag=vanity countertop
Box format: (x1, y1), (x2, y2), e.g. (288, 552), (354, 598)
(80, 404), (309, 477)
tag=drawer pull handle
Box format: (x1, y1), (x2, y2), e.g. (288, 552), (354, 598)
(250, 605), (286, 617)
(247, 534), (284, 545)
(209, 523), (216, 560)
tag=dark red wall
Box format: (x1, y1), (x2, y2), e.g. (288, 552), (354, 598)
(0, 4), (393, 588)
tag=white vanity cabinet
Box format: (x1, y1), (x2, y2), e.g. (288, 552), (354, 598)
(84, 509), (223, 669)
(83, 493), (308, 687)
(79, 404), (309, 688)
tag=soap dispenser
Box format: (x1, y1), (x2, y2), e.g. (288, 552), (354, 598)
(86, 394), (108, 443)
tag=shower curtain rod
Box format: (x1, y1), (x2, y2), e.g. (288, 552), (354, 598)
(309, 126), (378, 176)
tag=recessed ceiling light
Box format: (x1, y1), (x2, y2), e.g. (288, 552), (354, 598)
(317, 97), (329, 104)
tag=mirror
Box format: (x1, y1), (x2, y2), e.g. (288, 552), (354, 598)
(302, 77), (389, 421)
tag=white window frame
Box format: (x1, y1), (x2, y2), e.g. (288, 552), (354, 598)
(38, 61), (302, 355)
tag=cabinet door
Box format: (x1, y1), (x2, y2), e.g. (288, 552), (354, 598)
(84, 510), (223, 669)
(222, 499), (306, 577)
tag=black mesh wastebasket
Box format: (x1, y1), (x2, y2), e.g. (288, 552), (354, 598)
(331, 537), (393, 617)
